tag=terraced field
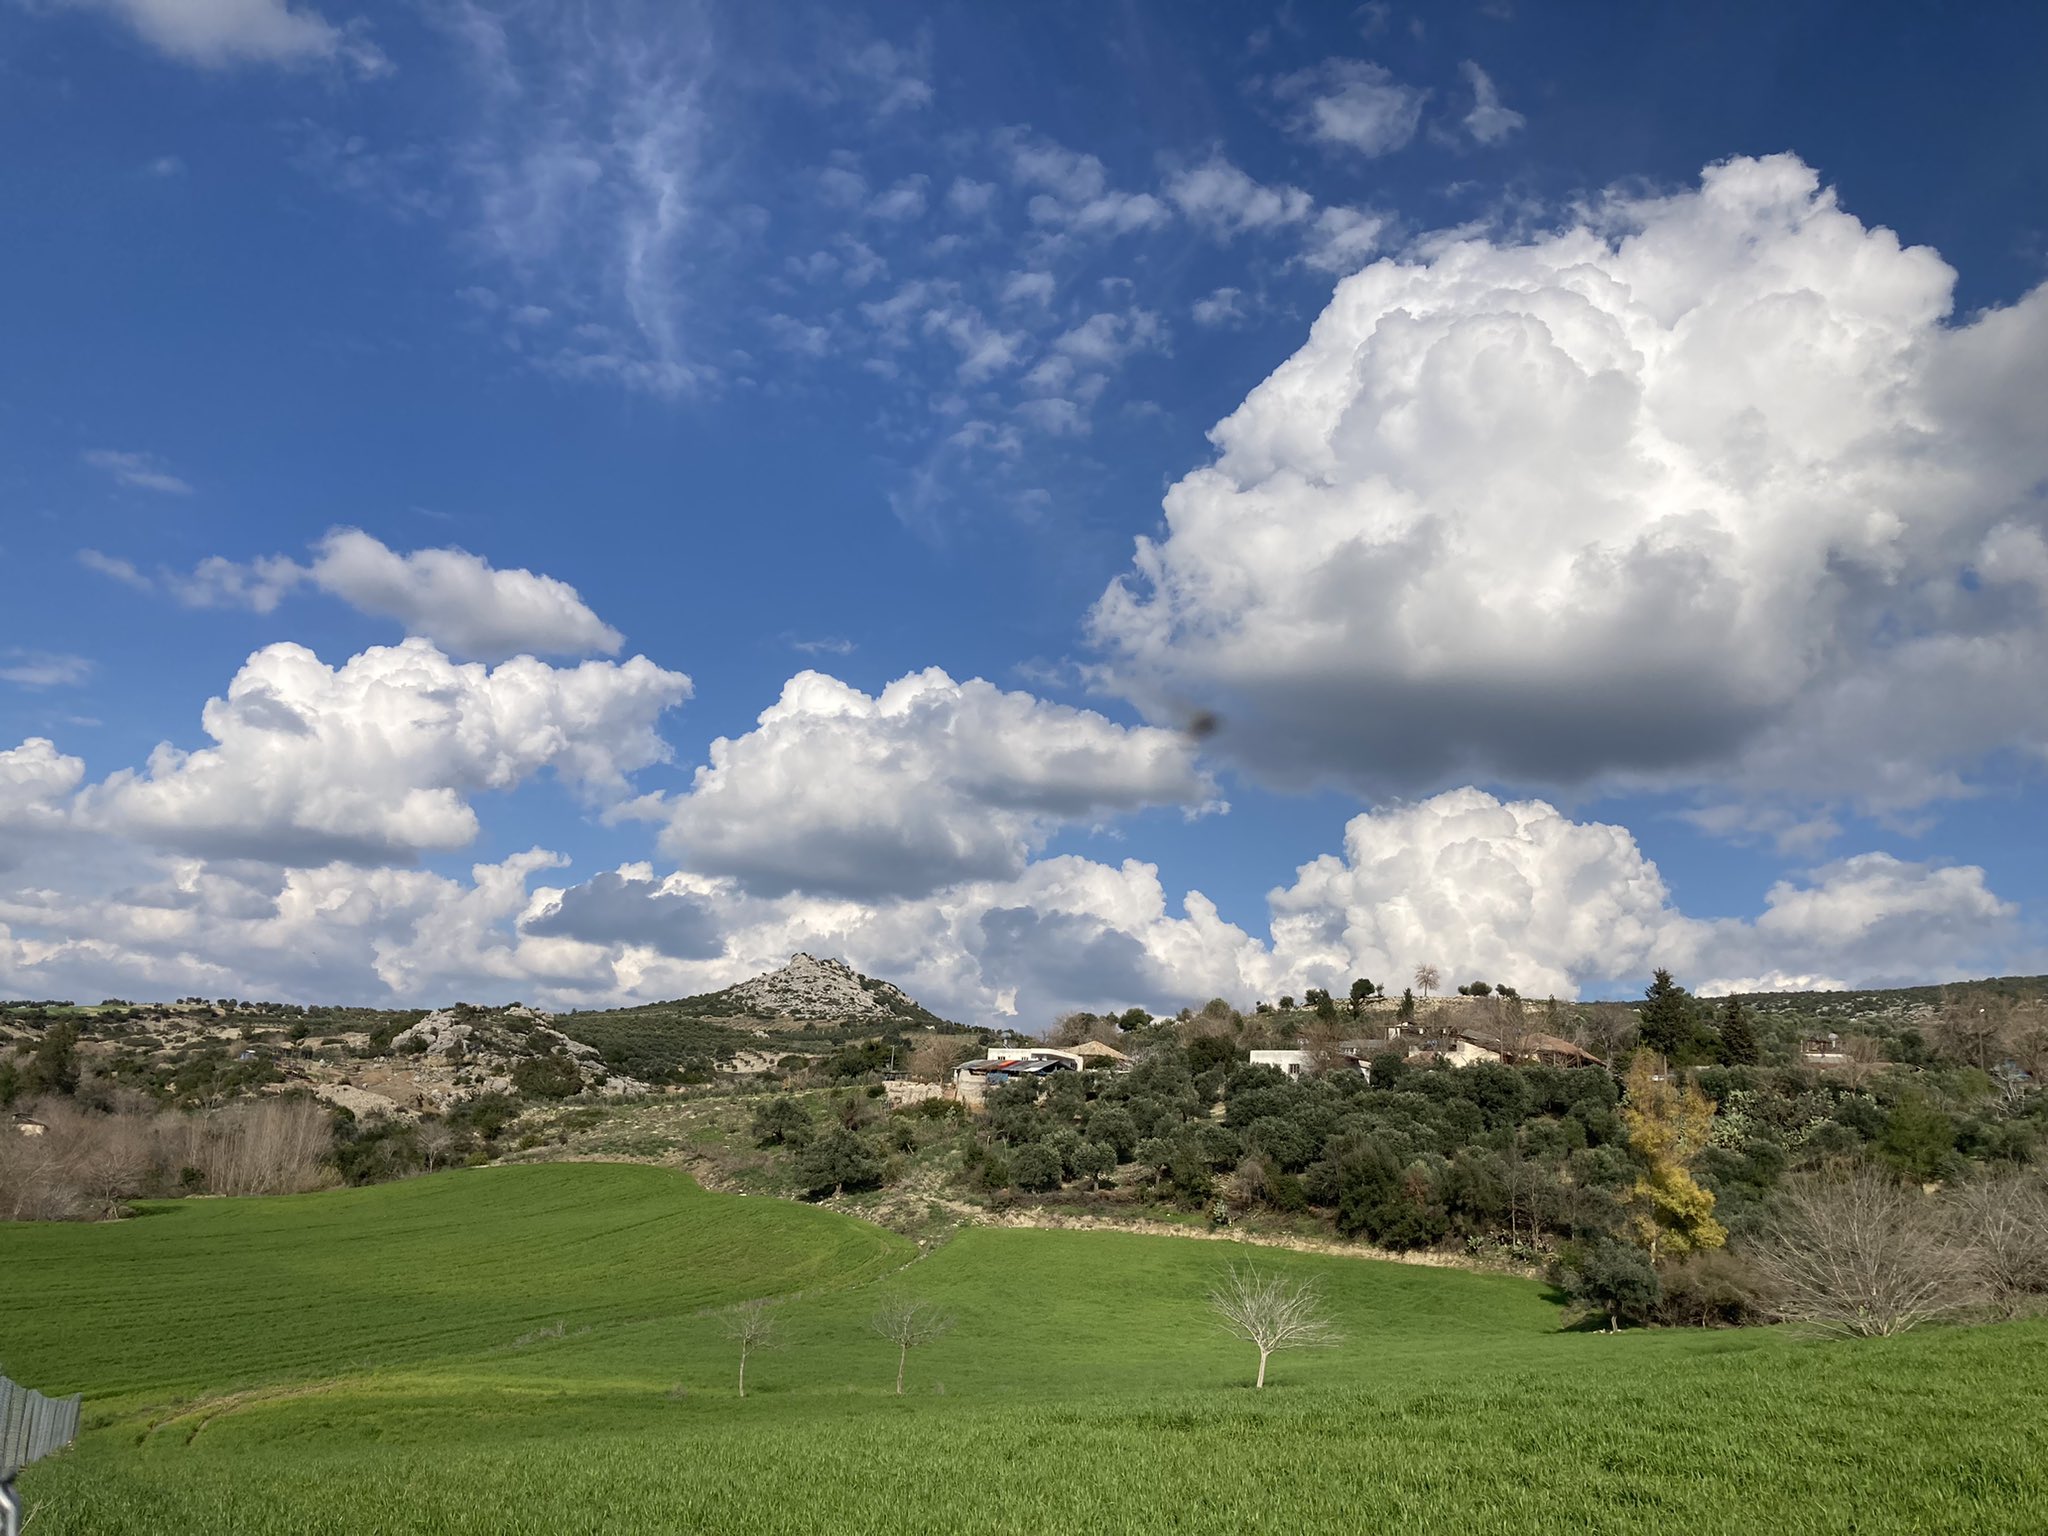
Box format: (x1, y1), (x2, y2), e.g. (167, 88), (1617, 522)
(5, 1164), (2045, 1533)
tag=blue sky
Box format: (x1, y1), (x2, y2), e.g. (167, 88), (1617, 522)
(2, 0), (2045, 1023)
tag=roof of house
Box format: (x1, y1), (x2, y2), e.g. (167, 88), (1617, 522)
(1453, 1028), (1605, 1066)
(1066, 1040), (1132, 1062)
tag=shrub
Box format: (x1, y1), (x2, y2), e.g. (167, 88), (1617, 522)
(1654, 1249), (1767, 1328)
(1746, 1168), (1978, 1337)
(751, 1096), (814, 1148)
(1011, 1144), (1063, 1193)
(510, 1052), (584, 1101)
(1558, 1240), (1661, 1331)
(793, 1129), (885, 1199)
(1948, 1171), (2048, 1318)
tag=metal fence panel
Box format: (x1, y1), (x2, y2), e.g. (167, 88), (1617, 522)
(0, 1376), (81, 1482)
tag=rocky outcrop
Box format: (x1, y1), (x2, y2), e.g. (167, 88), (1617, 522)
(391, 1006), (642, 1096)
(721, 953), (924, 1021)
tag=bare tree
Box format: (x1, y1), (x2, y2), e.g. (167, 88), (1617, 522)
(718, 1298), (785, 1398)
(869, 1297), (953, 1395)
(1412, 964), (1440, 1002)
(905, 1034), (975, 1082)
(1746, 1169), (1979, 1337)
(188, 1099), (334, 1196)
(76, 1115), (151, 1219)
(1933, 989), (2009, 1071)
(1838, 1033), (1884, 1089)
(1482, 994), (1536, 1061)
(1206, 1259), (1341, 1389)
(1573, 1002), (1638, 1062)
(1948, 1172), (2048, 1319)
(417, 1121), (458, 1172)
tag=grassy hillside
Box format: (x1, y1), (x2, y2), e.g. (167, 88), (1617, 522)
(0, 1164), (910, 1403)
(6, 1164), (2045, 1533)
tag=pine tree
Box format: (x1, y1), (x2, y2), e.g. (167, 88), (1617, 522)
(1637, 968), (1701, 1061)
(1718, 997), (1760, 1066)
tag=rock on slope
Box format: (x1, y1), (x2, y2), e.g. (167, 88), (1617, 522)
(390, 1005), (646, 1097)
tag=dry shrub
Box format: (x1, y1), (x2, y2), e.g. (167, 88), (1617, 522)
(1654, 1249), (1768, 1328)
(1746, 1167), (1979, 1337)
(0, 1094), (334, 1221)
(0, 1102), (90, 1220)
(1948, 1170), (2048, 1319)
(185, 1099), (336, 1196)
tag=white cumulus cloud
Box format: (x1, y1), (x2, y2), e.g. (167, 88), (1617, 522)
(79, 639), (689, 866)
(119, 529), (624, 661)
(305, 529), (624, 660)
(1091, 154), (2048, 810)
(659, 668), (1219, 900)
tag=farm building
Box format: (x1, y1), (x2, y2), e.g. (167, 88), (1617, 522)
(1249, 1046), (1374, 1079)
(953, 1043), (1132, 1106)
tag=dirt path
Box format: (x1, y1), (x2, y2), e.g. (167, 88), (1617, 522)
(972, 1208), (1531, 1275)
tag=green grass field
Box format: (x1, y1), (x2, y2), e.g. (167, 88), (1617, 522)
(5, 1164), (2045, 1533)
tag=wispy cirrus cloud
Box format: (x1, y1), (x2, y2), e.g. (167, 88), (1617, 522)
(1271, 58), (1426, 157)
(440, 0), (717, 396)
(0, 651), (93, 689)
(82, 448), (192, 496)
(1459, 61), (1525, 144)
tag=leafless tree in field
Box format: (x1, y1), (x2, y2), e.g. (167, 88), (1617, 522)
(1413, 964), (1440, 1002)
(1206, 1258), (1341, 1388)
(869, 1297), (952, 1395)
(1747, 1168), (1979, 1337)
(76, 1115), (152, 1219)
(1948, 1172), (2048, 1319)
(718, 1298), (785, 1398)
(417, 1121), (458, 1171)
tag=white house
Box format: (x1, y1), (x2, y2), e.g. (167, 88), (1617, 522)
(1249, 1048), (1372, 1080)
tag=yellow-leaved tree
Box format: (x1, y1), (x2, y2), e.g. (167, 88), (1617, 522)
(1620, 1054), (1726, 1261)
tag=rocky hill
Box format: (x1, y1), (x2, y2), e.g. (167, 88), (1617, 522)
(644, 953), (950, 1026)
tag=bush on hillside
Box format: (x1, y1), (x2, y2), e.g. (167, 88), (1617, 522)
(793, 1128), (885, 1199)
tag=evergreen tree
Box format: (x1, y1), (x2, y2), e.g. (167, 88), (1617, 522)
(1636, 968), (1702, 1061)
(793, 1128), (885, 1199)
(1717, 997), (1760, 1066)
(1564, 1240), (1661, 1332)
(25, 1021), (81, 1097)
